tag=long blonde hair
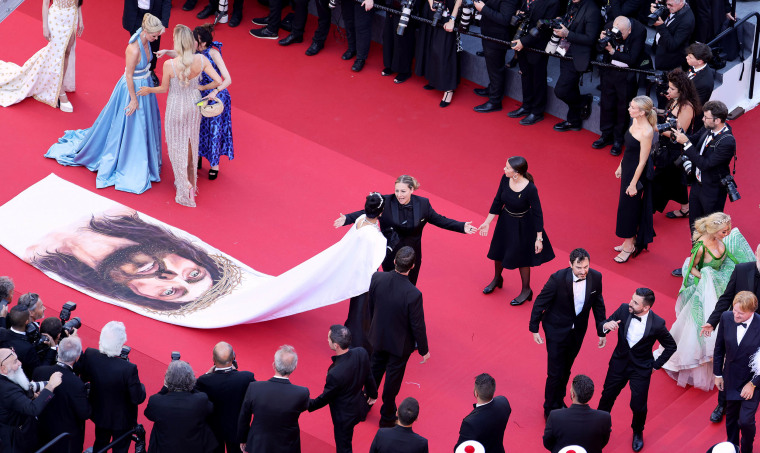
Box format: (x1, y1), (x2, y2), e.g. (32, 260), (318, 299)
(693, 212), (731, 242)
(173, 25), (196, 85)
(141, 13), (164, 34)
(632, 95), (657, 130)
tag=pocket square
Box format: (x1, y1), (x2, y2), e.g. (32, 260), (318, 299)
(421, 218), (426, 223)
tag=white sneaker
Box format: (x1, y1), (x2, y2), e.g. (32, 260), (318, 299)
(58, 95), (73, 113)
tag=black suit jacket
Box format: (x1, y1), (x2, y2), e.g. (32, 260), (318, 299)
(77, 347), (146, 430)
(0, 375), (54, 453)
(683, 124), (736, 202)
(145, 390), (217, 453)
(370, 425), (429, 453)
(529, 267), (606, 341)
(691, 66), (716, 106)
(308, 347), (378, 426)
(518, 0), (560, 63)
(713, 312), (760, 401)
(481, 0), (519, 38)
(122, 0), (171, 33)
(707, 262), (760, 328)
(653, 4), (695, 71)
(194, 368), (255, 447)
(564, 0), (602, 71)
(454, 396), (511, 453)
(0, 329), (40, 381)
(603, 18), (646, 73)
(543, 404), (612, 453)
(32, 364), (90, 453)
(607, 0), (643, 21)
(237, 378), (310, 453)
(602, 304), (677, 370)
(368, 271), (429, 358)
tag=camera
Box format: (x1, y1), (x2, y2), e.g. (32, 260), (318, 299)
(133, 425), (147, 453)
(721, 175), (741, 202)
(598, 27), (623, 50)
(458, 0), (474, 33)
(431, 0), (445, 27)
(29, 381), (47, 393)
(647, 0), (667, 26)
(674, 154), (693, 175)
(120, 345), (131, 361)
(328, 0), (337, 8)
(59, 302), (82, 337)
(171, 351), (181, 361)
(397, 0), (415, 35)
(645, 70), (665, 85)
(511, 11), (529, 41)
(656, 116), (679, 133)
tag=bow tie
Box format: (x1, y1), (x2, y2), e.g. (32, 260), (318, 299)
(574, 278), (585, 283)
(401, 203), (414, 211)
(631, 314), (642, 322)
(737, 322), (748, 328)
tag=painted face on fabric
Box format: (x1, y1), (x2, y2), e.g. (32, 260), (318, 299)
(110, 252), (213, 303)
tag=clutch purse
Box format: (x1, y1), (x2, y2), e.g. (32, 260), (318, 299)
(197, 95), (224, 118)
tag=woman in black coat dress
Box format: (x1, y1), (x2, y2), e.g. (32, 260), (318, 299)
(478, 156), (555, 305)
(335, 175), (477, 285)
(414, 0), (462, 107)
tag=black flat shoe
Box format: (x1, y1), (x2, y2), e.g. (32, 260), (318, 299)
(381, 67), (394, 76)
(351, 59), (366, 72)
(305, 42), (324, 56)
(440, 90), (453, 108)
(182, 0), (197, 10)
(197, 5), (215, 19)
(592, 135), (614, 149)
(507, 106), (529, 118)
(474, 101), (503, 113)
(710, 404), (725, 423)
(519, 113), (544, 126)
(423, 84), (435, 90)
(208, 169), (219, 180)
(197, 159), (202, 170)
(510, 290), (533, 306)
(483, 276), (503, 294)
(473, 87), (489, 97)
(342, 49), (357, 60)
(632, 432), (644, 452)
(394, 73), (411, 84)
(553, 120), (582, 132)
(610, 141), (623, 156)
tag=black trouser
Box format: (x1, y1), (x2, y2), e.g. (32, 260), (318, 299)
(726, 399), (760, 453)
(597, 361), (652, 433)
(205, 0), (245, 20)
(370, 350), (411, 424)
(688, 182), (727, 235)
(332, 418), (357, 453)
(94, 426), (132, 453)
(341, 0), (374, 59)
(128, 12), (161, 72)
(554, 59), (585, 124)
(213, 438), (241, 453)
(517, 53), (549, 115)
(482, 38), (508, 104)
(267, 0), (308, 35)
(312, 0), (334, 44)
(544, 329), (585, 411)
(382, 12), (416, 74)
(599, 69), (637, 143)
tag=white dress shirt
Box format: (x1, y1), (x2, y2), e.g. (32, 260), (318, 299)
(626, 311), (649, 348)
(737, 315), (753, 345)
(573, 276), (586, 316)
(138, 0), (151, 10)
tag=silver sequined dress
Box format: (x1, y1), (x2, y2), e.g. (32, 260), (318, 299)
(166, 58), (202, 207)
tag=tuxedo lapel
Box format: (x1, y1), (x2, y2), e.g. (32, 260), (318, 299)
(642, 312), (653, 342)
(565, 269), (574, 308)
(583, 272), (593, 307)
(737, 315), (760, 353)
(413, 196), (422, 227)
(391, 197), (400, 228)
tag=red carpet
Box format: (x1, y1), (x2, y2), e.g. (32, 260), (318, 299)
(1, 1), (759, 451)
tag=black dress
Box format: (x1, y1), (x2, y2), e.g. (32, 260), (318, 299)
(616, 131), (656, 247)
(487, 176), (555, 269)
(414, 0), (460, 91)
(651, 108), (692, 212)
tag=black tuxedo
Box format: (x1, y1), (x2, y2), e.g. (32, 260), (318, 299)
(0, 375), (54, 453)
(237, 378), (310, 453)
(708, 263), (760, 328)
(367, 271), (428, 425)
(480, 0), (519, 104)
(713, 312), (760, 452)
(691, 66), (716, 106)
(78, 347), (146, 453)
(309, 347), (378, 453)
(122, 0), (171, 72)
(144, 390), (218, 453)
(454, 396), (511, 453)
(543, 403), (612, 453)
(195, 368), (256, 453)
(0, 329), (40, 380)
(369, 425), (429, 453)
(597, 304), (676, 432)
(652, 4), (695, 71)
(516, 0), (560, 115)
(529, 268), (606, 412)
(32, 364), (90, 453)
(345, 194), (465, 285)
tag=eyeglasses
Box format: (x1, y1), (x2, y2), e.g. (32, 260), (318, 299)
(703, 115), (714, 120)
(1, 348), (16, 367)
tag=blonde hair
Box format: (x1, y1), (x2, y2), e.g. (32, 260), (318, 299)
(632, 95), (657, 130)
(395, 175), (420, 191)
(693, 212), (731, 242)
(173, 25), (196, 85)
(733, 291), (759, 313)
(141, 13), (164, 34)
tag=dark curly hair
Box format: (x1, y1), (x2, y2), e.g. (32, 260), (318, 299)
(667, 68), (702, 120)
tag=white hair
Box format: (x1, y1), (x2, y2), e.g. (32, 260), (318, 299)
(58, 336), (82, 363)
(99, 321), (127, 357)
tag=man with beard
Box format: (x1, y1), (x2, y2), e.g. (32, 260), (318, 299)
(597, 288), (676, 452)
(0, 347), (62, 452)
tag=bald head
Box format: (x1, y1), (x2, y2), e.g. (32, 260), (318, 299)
(0, 348), (18, 375)
(613, 16), (631, 38)
(212, 342), (234, 366)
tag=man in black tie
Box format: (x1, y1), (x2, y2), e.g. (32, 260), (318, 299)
(472, 0), (519, 113)
(650, 0), (695, 107)
(122, 0), (171, 77)
(308, 325), (377, 453)
(369, 397), (429, 453)
(713, 292), (760, 453)
(597, 288), (677, 452)
(0, 306), (43, 380)
(685, 43), (716, 107)
(194, 342), (255, 453)
(368, 246), (430, 427)
(529, 248), (607, 419)
(454, 373), (511, 452)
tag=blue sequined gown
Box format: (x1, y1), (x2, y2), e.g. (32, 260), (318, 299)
(45, 29), (162, 194)
(198, 42), (233, 167)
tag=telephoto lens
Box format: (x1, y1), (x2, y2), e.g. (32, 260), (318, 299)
(458, 0), (474, 33)
(397, 0), (414, 35)
(431, 0), (444, 27)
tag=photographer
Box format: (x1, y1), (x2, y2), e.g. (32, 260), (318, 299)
(38, 318), (64, 366)
(78, 321), (146, 453)
(0, 306), (44, 380)
(508, 0), (560, 125)
(472, 0), (519, 113)
(593, 16), (645, 155)
(551, 0), (601, 132)
(685, 42), (715, 107)
(0, 276), (14, 306)
(650, 0), (694, 107)
(17, 293), (45, 337)
(32, 336), (90, 453)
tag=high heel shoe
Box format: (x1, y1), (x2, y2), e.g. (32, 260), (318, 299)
(58, 94), (73, 113)
(614, 246), (636, 263)
(483, 276), (503, 294)
(510, 289), (533, 306)
(440, 90), (453, 108)
(208, 169), (219, 180)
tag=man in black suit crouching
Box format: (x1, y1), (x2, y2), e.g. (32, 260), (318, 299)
(454, 373), (511, 452)
(195, 342), (255, 453)
(597, 288), (677, 452)
(369, 397), (429, 453)
(309, 325), (377, 453)
(529, 248), (607, 419)
(713, 291), (760, 453)
(237, 345), (309, 453)
(368, 246), (430, 427)
(543, 374), (611, 453)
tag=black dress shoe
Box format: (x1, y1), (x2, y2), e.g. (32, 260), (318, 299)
(474, 101), (503, 113)
(279, 33), (303, 46)
(423, 84), (435, 90)
(580, 93), (594, 120)
(709, 404), (725, 423)
(208, 169), (219, 180)
(381, 67), (394, 76)
(251, 16), (269, 26)
(394, 72), (411, 83)
(473, 87), (489, 97)
(510, 289), (534, 306)
(592, 135), (614, 149)
(507, 106), (529, 118)
(250, 28), (279, 39)
(182, 0), (197, 10)
(672, 268), (683, 277)
(305, 42), (323, 56)
(553, 121), (582, 132)
(610, 141), (623, 156)
(351, 59), (365, 72)
(483, 276), (503, 294)
(632, 432), (644, 452)
(229, 16), (242, 27)
(281, 13), (294, 31)
(342, 49), (357, 60)
(197, 5), (215, 19)
(519, 113), (544, 126)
